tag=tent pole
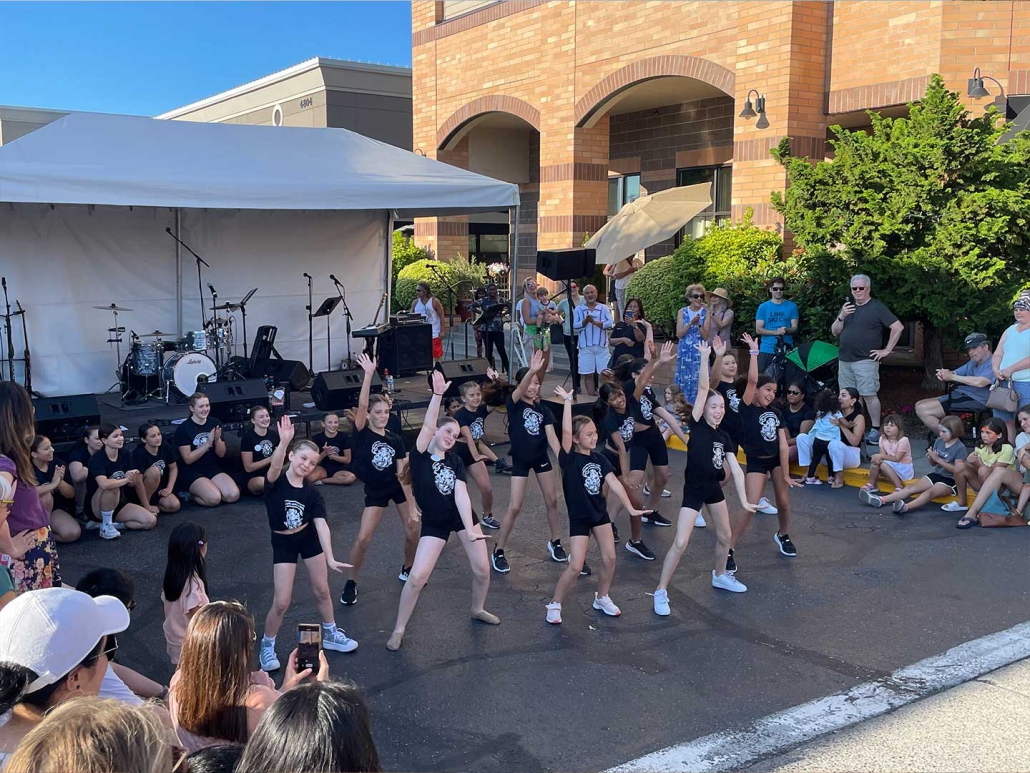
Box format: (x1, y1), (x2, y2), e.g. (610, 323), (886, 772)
(385, 210), (394, 316)
(175, 208), (183, 337)
(507, 205), (519, 380)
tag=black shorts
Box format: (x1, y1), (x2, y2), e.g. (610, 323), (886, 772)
(319, 458), (350, 478)
(925, 473), (959, 496)
(511, 452), (553, 478)
(570, 513), (611, 538)
(271, 523), (323, 565)
(682, 477), (726, 512)
(630, 427), (669, 471)
(745, 454), (781, 476)
(421, 510), (479, 542)
(178, 462), (223, 490)
(454, 442), (485, 470)
(364, 480), (407, 509)
(84, 491), (128, 522)
(604, 448), (622, 477)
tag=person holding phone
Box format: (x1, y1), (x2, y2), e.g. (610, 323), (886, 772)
(386, 371), (499, 651)
(610, 298), (649, 365)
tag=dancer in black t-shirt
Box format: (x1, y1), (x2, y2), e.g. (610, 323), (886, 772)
(652, 343), (756, 616)
(173, 393), (241, 507)
(453, 373), (503, 529)
(241, 405), (281, 496)
(29, 435), (80, 543)
(258, 416), (358, 672)
(132, 422), (180, 514)
(339, 353), (420, 606)
(545, 386), (647, 625)
(66, 424), (102, 518)
(731, 333), (803, 575)
(85, 424), (158, 540)
(308, 413), (357, 487)
(386, 371), (500, 651)
(490, 351), (563, 574)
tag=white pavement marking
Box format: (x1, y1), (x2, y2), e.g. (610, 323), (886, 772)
(608, 621), (1030, 773)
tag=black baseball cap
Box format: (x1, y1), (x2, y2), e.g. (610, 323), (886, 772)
(962, 332), (988, 350)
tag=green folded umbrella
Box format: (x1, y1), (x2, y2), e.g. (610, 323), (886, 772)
(785, 341), (839, 373)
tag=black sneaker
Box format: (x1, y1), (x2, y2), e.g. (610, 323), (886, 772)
(625, 539), (656, 560)
(547, 539), (568, 562)
(580, 562), (592, 577)
(491, 548), (510, 574)
(726, 549), (737, 574)
(494, 458), (512, 474)
(611, 523), (620, 543)
(481, 514), (501, 530)
(340, 580), (358, 605)
(774, 532), (797, 557)
(642, 511), (672, 527)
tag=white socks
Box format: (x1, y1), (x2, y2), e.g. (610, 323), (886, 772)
(101, 509), (114, 527)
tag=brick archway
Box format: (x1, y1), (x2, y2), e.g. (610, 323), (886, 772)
(437, 95), (541, 150)
(575, 55), (736, 127)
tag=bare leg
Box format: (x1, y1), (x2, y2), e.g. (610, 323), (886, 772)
(730, 473), (766, 549)
(496, 476), (528, 550)
(864, 393), (882, 430)
(624, 470), (646, 541)
(657, 507), (698, 590)
(708, 501), (733, 577)
(879, 479), (930, 504)
(347, 507), (386, 581)
(114, 504), (157, 530)
(866, 462), (882, 488)
(647, 465), (670, 511)
(247, 477), (266, 496)
(189, 478), (222, 507)
(457, 529), (494, 615)
(396, 500), (420, 568)
(388, 537), (447, 650)
(593, 524), (616, 598)
(49, 508), (81, 542)
(552, 535), (589, 604)
(537, 470), (561, 542)
(903, 482), (954, 512)
(307, 467), (328, 484)
(966, 467), (1024, 519)
(263, 562), (297, 638)
(467, 461), (494, 515)
(212, 473), (240, 503)
(881, 463), (904, 491)
(157, 494), (181, 513)
(142, 467), (161, 502)
(771, 473), (791, 535)
(915, 398), (944, 435)
(325, 470), (356, 486)
(303, 554), (337, 625)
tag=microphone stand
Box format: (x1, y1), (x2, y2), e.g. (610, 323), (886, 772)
(164, 228), (209, 327)
(332, 277), (353, 370)
(2, 278), (15, 382)
(304, 273), (314, 374)
(209, 286), (222, 369)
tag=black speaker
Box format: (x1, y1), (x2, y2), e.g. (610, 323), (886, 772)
(248, 325), (278, 374)
(541, 396), (594, 419)
(257, 359), (311, 391)
(312, 368), (382, 411)
(32, 394), (101, 443)
(197, 380), (269, 422)
(430, 358), (490, 398)
(377, 323), (433, 377)
(536, 248), (597, 281)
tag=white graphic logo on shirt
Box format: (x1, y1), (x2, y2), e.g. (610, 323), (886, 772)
(583, 462), (603, 496)
(713, 442), (725, 470)
(727, 388), (741, 412)
(371, 441), (396, 471)
(433, 460), (456, 495)
(619, 416), (634, 442)
(193, 432), (211, 448)
(110, 471), (126, 480)
(640, 393), (654, 421)
(256, 439), (275, 457)
(470, 417), (485, 440)
(152, 460), (166, 473)
(284, 499), (305, 529)
(523, 407), (544, 436)
(759, 412), (779, 442)
(324, 444), (340, 456)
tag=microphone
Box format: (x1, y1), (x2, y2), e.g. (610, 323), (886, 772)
(303, 272), (312, 279)
(1, 277), (6, 290)
(207, 283), (216, 295)
(330, 273), (341, 286)
(165, 227), (173, 234)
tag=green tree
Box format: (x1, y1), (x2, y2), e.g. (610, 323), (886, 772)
(772, 74), (1030, 385)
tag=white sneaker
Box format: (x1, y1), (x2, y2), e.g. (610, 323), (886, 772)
(259, 644), (280, 672)
(757, 497), (778, 515)
(592, 593), (621, 617)
(643, 484), (651, 497)
(322, 627), (359, 653)
(86, 520), (125, 531)
(660, 488), (671, 498)
(653, 588), (671, 616)
(712, 570), (747, 593)
(941, 501), (968, 512)
(546, 602), (562, 625)
(694, 513), (707, 528)
(99, 523), (121, 540)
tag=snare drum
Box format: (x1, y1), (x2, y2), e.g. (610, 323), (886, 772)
(163, 352), (217, 398)
(128, 342), (162, 376)
(180, 330), (209, 352)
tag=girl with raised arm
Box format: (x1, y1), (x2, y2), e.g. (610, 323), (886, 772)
(259, 416), (357, 672)
(386, 371), (500, 651)
(453, 370), (504, 529)
(653, 342), (757, 616)
(340, 353), (420, 606)
(545, 386), (648, 624)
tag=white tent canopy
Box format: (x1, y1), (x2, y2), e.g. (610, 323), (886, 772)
(0, 113), (519, 395)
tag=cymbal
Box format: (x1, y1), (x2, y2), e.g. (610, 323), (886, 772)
(139, 330), (173, 338)
(211, 303), (240, 312)
(93, 304), (134, 312)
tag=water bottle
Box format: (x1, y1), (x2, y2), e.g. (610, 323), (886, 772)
(384, 369), (394, 394)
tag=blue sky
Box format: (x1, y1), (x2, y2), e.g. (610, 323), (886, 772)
(0, 2), (413, 116)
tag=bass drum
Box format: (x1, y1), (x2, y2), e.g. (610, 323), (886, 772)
(163, 352), (217, 398)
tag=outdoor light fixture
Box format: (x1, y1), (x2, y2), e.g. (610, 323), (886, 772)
(739, 88), (769, 128)
(967, 67), (1004, 99)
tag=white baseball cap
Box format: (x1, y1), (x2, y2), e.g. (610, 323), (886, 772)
(0, 587), (129, 693)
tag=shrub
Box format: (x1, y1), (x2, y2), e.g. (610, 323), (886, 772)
(392, 231), (430, 283)
(395, 256), (486, 312)
(624, 247), (696, 335)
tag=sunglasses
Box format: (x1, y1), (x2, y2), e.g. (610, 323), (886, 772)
(690, 294), (704, 299)
(786, 390), (802, 396)
(771, 287), (784, 292)
(851, 286), (868, 291)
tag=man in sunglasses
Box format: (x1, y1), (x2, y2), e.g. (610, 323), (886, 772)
(831, 274), (905, 445)
(755, 277), (799, 374)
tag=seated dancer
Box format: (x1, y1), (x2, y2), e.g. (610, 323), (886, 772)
(66, 424), (102, 519)
(84, 424), (158, 539)
(241, 406), (281, 496)
(131, 422), (181, 514)
(308, 413), (357, 486)
(173, 393), (241, 507)
(30, 435), (80, 543)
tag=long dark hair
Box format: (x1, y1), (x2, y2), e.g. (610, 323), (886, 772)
(0, 638), (105, 715)
(593, 382), (624, 427)
(979, 417), (1008, 454)
(236, 681), (381, 773)
(163, 521), (208, 602)
(0, 380), (38, 485)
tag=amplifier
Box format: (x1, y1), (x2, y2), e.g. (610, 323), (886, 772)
(377, 323), (433, 377)
(197, 380), (270, 422)
(431, 358), (491, 399)
(536, 248), (597, 282)
(257, 358), (311, 392)
(32, 394), (101, 444)
(312, 368), (382, 411)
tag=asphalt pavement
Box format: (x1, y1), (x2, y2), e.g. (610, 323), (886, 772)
(56, 439), (1030, 772)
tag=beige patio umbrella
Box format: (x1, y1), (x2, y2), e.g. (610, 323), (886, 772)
(585, 182), (712, 265)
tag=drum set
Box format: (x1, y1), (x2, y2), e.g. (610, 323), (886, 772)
(98, 303), (236, 404)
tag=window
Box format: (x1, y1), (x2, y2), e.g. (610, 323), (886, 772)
(608, 173), (641, 216)
(676, 166), (732, 239)
(468, 224), (509, 261)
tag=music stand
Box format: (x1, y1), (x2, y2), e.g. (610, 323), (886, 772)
(237, 288), (258, 358)
(313, 296), (342, 372)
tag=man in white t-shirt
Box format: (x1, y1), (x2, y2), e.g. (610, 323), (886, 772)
(604, 250), (644, 319)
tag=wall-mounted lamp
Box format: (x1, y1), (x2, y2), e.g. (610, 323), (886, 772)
(414, 148), (427, 157)
(967, 67), (1005, 99)
(739, 88), (769, 129)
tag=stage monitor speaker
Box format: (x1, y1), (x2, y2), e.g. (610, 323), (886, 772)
(542, 396), (594, 419)
(377, 324), (433, 377)
(32, 394), (101, 444)
(312, 368), (382, 411)
(430, 358), (490, 399)
(197, 380), (269, 423)
(536, 248), (597, 282)
(257, 359), (310, 392)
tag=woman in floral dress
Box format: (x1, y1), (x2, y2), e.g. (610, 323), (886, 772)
(675, 284), (711, 404)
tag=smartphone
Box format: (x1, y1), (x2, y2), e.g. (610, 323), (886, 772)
(297, 624), (321, 672)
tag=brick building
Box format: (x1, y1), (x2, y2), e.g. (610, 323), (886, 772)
(411, 0), (1030, 284)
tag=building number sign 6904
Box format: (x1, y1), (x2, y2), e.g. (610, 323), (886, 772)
(299, 97), (313, 109)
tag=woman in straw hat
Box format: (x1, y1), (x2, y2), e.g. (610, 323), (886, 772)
(707, 288), (734, 344)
